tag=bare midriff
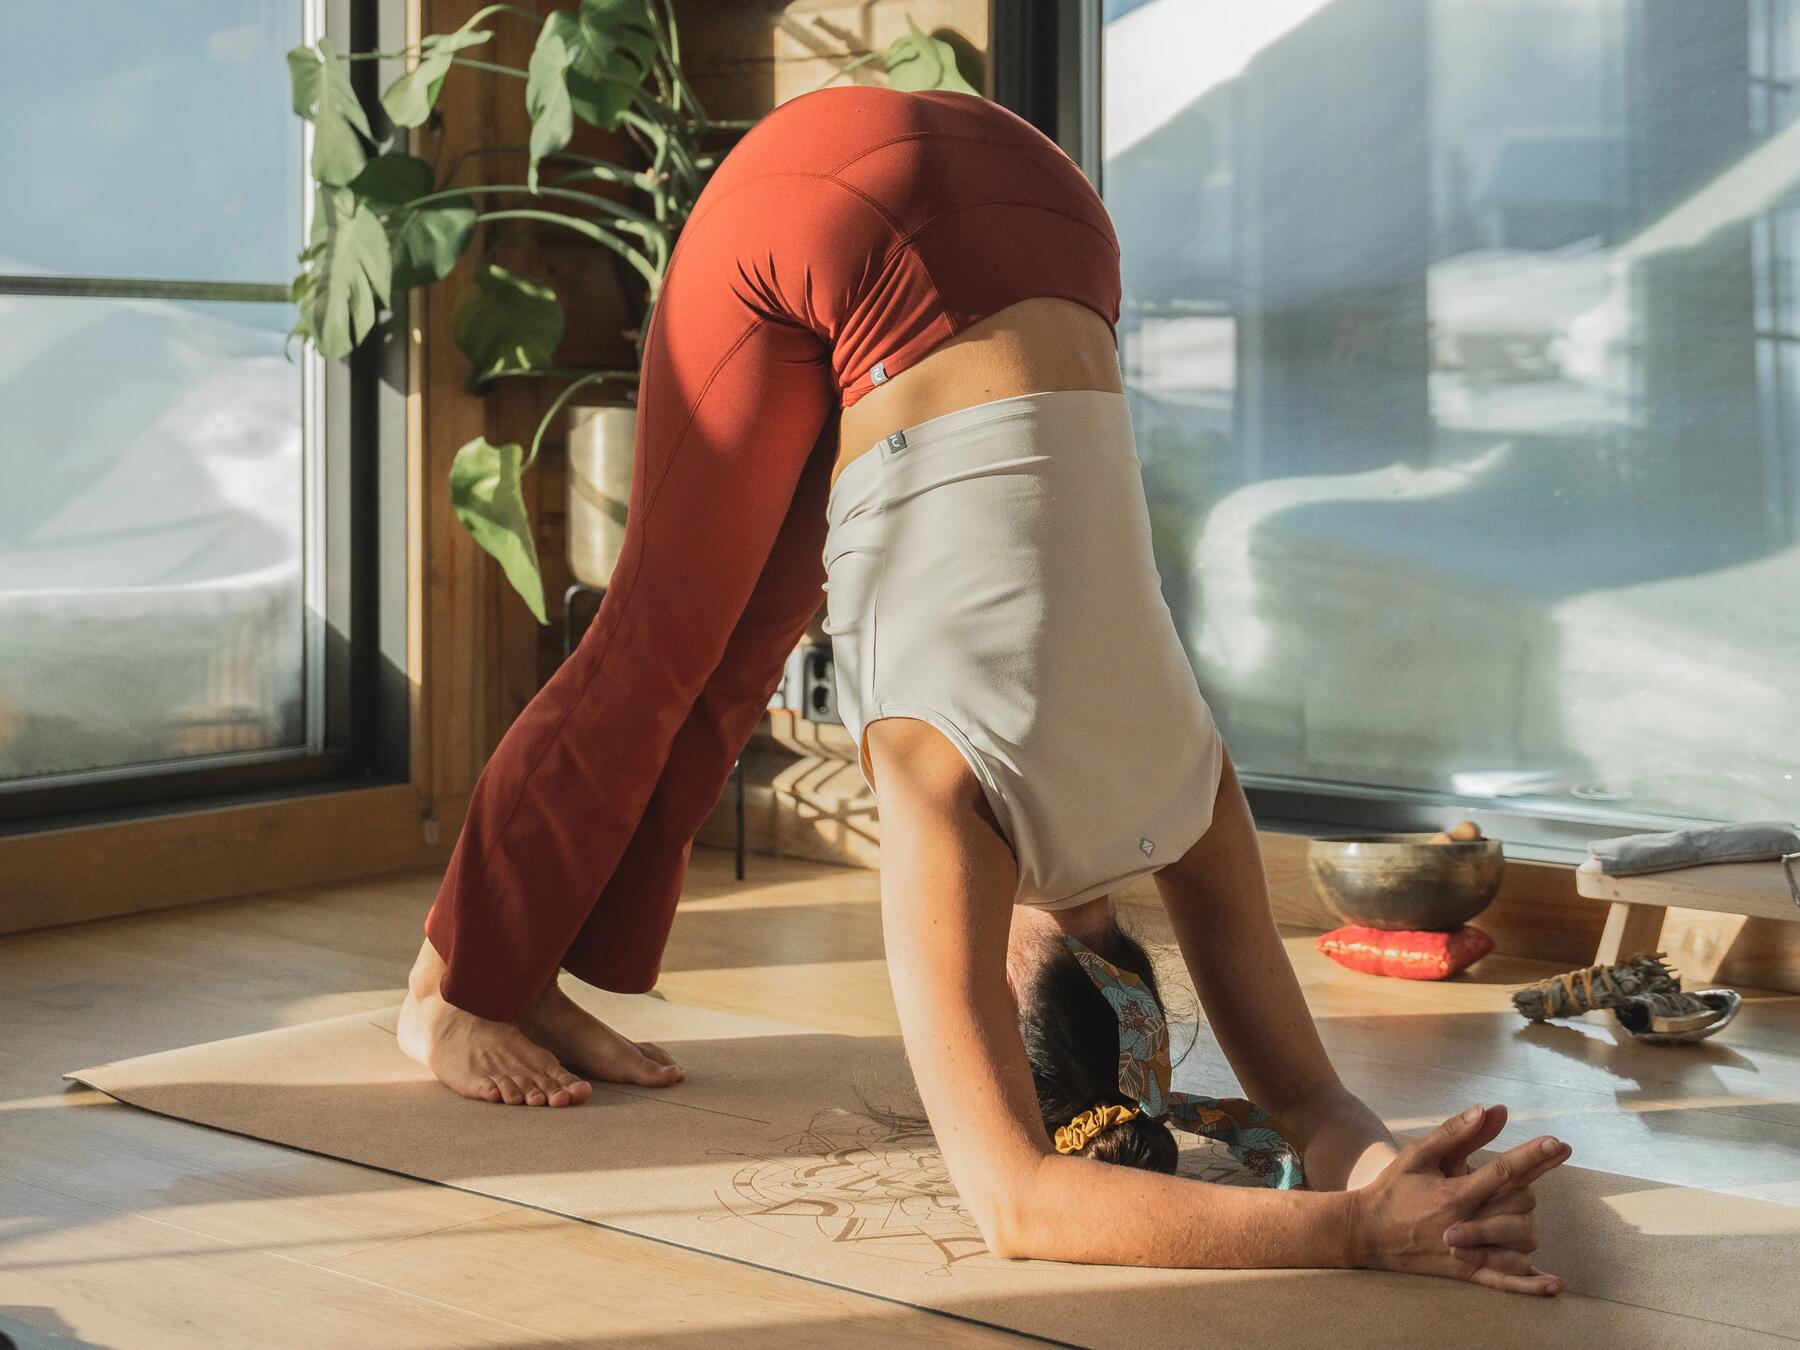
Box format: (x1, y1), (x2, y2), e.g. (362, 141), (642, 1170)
(830, 295), (1125, 493)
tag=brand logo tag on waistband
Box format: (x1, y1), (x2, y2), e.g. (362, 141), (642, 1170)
(1139, 836), (1156, 857)
(885, 430), (907, 454)
(870, 360), (888, 385)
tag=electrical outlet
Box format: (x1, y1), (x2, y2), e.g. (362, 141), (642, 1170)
(805, 642), (841, 725)
(775, 640), (842, 725)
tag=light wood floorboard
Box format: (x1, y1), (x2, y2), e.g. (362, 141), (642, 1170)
(3, 847), (1796, 1347)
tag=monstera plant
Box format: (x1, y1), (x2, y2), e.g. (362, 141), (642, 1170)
(287, 1), (977, 621)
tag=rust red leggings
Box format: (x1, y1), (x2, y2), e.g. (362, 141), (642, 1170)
(423, 86), (1122, 1021)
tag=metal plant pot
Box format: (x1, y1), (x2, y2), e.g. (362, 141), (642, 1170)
(567, 403), (636, 588)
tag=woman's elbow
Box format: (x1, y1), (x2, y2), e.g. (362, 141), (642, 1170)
(973, 1198), (1032, 1261)
(964, 1160), (1051, 1261)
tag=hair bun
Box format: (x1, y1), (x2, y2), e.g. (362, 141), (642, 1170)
(1087, 1107), (1180, 1172)
(1053, 1102), (1140, 1154)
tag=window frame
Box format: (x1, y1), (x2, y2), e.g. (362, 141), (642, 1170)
(0, 0), (410, 834)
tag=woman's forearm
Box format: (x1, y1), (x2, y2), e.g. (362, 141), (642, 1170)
(1274, 1082), (1400, 1191)
(1155, 749), (1402, 1196)
(995, 1151), (1358, 1269)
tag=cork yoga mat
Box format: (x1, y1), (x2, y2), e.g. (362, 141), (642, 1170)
(68, 989), (1798, 1349)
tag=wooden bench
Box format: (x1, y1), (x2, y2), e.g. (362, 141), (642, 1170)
(1578, 854), (1800, 980)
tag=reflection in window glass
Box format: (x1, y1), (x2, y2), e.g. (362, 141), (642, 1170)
(0, 4), (303, 284)
(0, 299), (306, 781)
(1104, 0), (1800, 825)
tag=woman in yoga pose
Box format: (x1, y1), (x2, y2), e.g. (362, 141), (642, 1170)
(398, 83), (1570, 1293)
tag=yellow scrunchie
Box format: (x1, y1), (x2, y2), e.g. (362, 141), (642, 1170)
(1053, 1103), (1140, 1154)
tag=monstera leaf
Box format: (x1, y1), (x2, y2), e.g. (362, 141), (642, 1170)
(285, 265), (320, 357)
(350, 150), (435, 207)
(350, 152), (476, 289)
(381, 19), (494, 127)
(294, 184), (393, 359)
(452, 262), (566, 383)
(449, 437), (547, 623)
(882, 19), (978, 95)
(390, 200), (477, 291)
(287, 37), (373, 185)
(526, 11), (584, 190)
(571, 0), (659, 129)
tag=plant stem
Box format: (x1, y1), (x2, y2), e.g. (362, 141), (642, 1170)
(488, 365), (635, 382)
(450, 57), (528, 80)
(475, 210), (659, 284)
(443, 146), (657, 192)
(659, 0), (684, 100)
(641, 2), (700, 122)
(545, 163), (659, 194)
(826, 51), (883, 81)
(458, 2), (541, 31)
(405, 182), (661, 234)
(618, 108), (703, 192)
(544, 154), (654, 185)
(526, 369), (639, 468)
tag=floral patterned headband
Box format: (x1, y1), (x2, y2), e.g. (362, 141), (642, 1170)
(1064, 935), (1305, 1189)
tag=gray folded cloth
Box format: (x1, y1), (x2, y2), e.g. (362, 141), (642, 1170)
(1588, 820), (1800, 876)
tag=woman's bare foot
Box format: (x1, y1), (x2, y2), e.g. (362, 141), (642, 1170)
(397, 937), (594, 1107)
(523, 981), (686, 1088)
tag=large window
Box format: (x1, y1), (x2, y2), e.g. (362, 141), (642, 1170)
(1082, 0), (1800, 854)
(0, 2), (403, 825)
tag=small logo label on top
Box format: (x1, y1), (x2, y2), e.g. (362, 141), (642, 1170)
(1139, 836), (1156, 857)
(870, 360), (888, 385)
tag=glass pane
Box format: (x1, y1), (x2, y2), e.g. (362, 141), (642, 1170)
(0, 3), (304, 284)
(1104, 0), (1800, 825)
(0, 297), (306, 782)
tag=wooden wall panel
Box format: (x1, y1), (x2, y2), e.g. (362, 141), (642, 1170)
(2, 786), (466, 935)
(420, 0), (562, 779)
(417, 0), (496, 804)
(675, 0), (988, 115)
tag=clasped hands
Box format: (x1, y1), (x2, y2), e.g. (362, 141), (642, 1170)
(1351, 1102), (1572, 1296)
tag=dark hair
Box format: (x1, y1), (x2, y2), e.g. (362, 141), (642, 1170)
(1016, 919), (1179, 1173)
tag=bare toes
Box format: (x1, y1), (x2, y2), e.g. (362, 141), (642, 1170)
(630, 1056), (684, 1088)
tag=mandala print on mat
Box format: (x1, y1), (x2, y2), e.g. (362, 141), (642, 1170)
(709, 1108), (987, 1274)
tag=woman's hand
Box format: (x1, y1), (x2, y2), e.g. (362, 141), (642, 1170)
(1346, 1104), (1572, 1296)
(1348, 1099), (1505, 1185)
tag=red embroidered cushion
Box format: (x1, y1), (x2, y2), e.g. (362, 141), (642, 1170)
(1315, 924), (1496, 981)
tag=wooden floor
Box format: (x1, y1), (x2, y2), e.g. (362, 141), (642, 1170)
(3, 846), (1797, 1348)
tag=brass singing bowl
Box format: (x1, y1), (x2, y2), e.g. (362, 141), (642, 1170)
(1307, 833), (1505, 931)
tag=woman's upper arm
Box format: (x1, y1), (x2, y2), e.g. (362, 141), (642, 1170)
(872, 812), (1051, 1249)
